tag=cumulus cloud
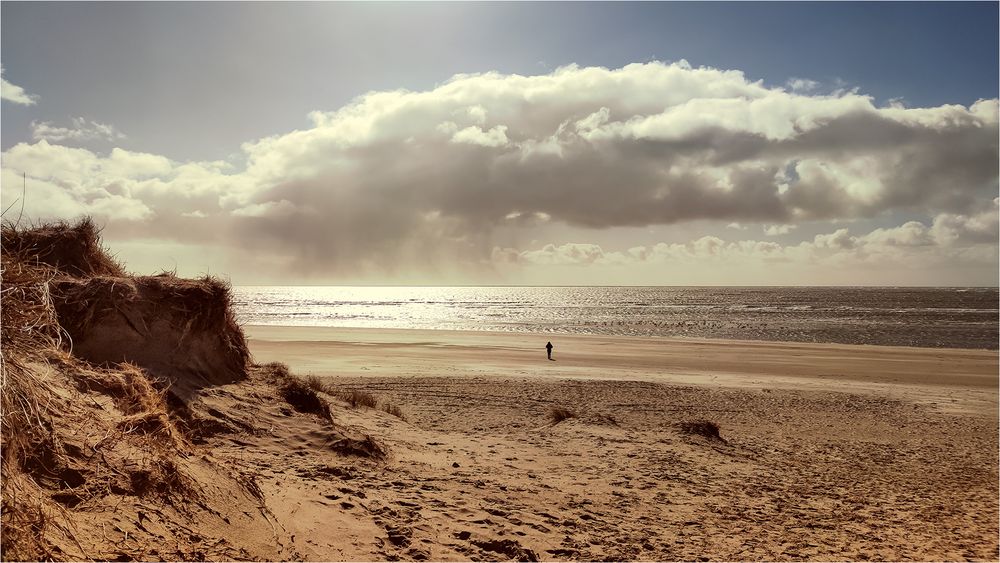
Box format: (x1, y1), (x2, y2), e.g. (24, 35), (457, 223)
(1, 67), (37, 105)
(232, 199), (298, 218)
(929, 198), (1000, 246)
(1, 61), (997, 280)
(0, 141), (238, 224)
(495, 208), (999, 270)
(440, 121), (511, 147)
(32, 117), (126, 143)
(786, 77), (820, 93)
(763, 224), (796, 236)
(511, 243), (610, 266)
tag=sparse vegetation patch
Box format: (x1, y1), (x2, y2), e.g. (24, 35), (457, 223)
(591, 413), (619, 426)
(340, 389), (378, 409)
(281, 377), (330, 419)
(678, 419), (724, 441)
(328, 434), (386, 459)
(381, 402), (406, 420)
(548, 406), (578, 424)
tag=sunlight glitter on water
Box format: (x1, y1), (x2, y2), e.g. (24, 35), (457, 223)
(231, 286), (999, 349)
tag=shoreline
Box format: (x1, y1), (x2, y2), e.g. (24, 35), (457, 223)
(232, 286), (1000, 351)
(244, 322), (999, 351)
(245, 325), (998, 415)
(244, 324), (999, 380)
(237, 320), (1000, 351)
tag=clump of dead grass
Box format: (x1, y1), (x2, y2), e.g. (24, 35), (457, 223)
(1, 472), (58, 561)
(308, 374), (402, 418)
(548, 406), (578, 424)
(380, 402), (406, 420)
(281, 377), (331, 419)
(328, 434), (387, 459)
(302, 374), (326, 393)
(0, 376), (59, 560)
(262, 363), (400, 427)
(678, 419), (723, 441)
(1, 221), (71, 560)
(2, 217), (124, 277)
(262, 365), (329, 413)
(591, 413), (619, 426)
(128, 458), (191, 499)
(339, 389), (378, 409)
(1, 228), (65, 356)
(260, 361), (291, 379)
(256, 367), (390, 458)
(50, 273), (251, 384)
(0, 218), (197, 559)
(72, 361), (166, 415)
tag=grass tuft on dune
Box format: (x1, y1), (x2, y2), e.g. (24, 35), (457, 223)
(0, 218), (255, 559)
(678, 419), (724, 441)
(548, 406), (578, 424)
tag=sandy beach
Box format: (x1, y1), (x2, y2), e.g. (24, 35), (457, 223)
(6, 4), (1000, 560)
(238, 326), (1000, 561)
(9, 221), (994, 561)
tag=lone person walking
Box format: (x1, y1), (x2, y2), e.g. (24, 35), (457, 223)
(545, 341), (554, 361)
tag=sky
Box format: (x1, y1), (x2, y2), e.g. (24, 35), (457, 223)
(1, 1), (998, 286)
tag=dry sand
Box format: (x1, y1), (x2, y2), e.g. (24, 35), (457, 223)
(236, 326), (1000, 561)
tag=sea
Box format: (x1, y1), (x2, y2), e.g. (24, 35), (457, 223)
(231, 286), (999, 350)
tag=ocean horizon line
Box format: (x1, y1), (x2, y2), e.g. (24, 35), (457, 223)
(231, 283), (1000, 289)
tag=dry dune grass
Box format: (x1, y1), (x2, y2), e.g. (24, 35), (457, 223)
(72, 361), (165, 414)
(284, 369), (399, 415)
(282, 375), (332, 418)
(341, 388), (379, 409)
(590, 413), (619, 426)
(0, 361), (60, 560)
(381, 402), (406, 420)
(266, 362), (333, 416)
(1, 222), (78, 559)
(2, 217), (124, 277)
(8, 217), (252, 392)
(50, 272), (250, 389)
(548, 406), (578, 424)
(679, 419), (724, 441)
(260, 364), (390, 459)
(1, 354), (190, 558)
(262, 360), (292, 379)
(0, 218), (246, 559)
(341, 388), (407, 419)
(0, 218), (400, 558)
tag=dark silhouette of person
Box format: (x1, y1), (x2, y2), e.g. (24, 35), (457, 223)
(546, 341), (554, 360)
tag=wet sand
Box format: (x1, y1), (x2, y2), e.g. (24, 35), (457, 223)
(238, 326), (999, 560)
(246, 326), (997, 412)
